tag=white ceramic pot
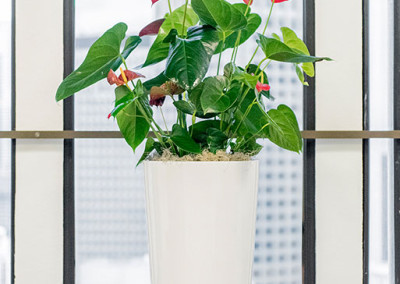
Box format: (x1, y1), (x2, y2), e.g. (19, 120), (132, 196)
(144, 160), (259, 284)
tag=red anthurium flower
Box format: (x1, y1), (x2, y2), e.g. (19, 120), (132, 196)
(139, 19), (165, 37)
(149, 88), (167, 107)
(256, 81), (271, 92)
(149, 82), (184, 107)
(107, 69), (145, 86)
(118, 70), (145, 82)
(107, 70), (125, 86)
(151, 0), (160, 5)
(243, 0), (253, 5)
(272, 0), (288, 3)
(107, 113), (112, 119)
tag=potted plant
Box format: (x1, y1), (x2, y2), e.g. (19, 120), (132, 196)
(56, 0), (330, 283)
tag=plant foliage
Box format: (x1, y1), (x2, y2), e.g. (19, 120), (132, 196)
(56, 0), (331, 163)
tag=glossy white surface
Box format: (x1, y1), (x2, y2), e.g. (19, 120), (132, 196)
(144, 161), (259, 284)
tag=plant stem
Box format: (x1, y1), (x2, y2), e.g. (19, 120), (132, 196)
(217, 32), (226, 75)
(136, 101), (167, 147)
(167, 0), (173, 14)
(168, 0), (174, 29)
(182, 0), (189, 35)
(255, 57), (268, 73)
(262, 59), (272, 72)
(235, 122), (269, 149)
(231, 98), (257, 138)
(159, 107), (169, 133)
(246, 1), (275, 68)
(230, 2), (251, 64)
(120, 55), (129, 70)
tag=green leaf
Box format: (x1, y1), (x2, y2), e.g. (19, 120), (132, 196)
(170, 124), (202, 154)
(272, 33), (281, 41)
(142, 5), (199, 67)
(165, 25), (219, 90)
(266, 105), (302, 153)
(257, 34), (332, 64)
(116, 100), (151, 152)
(200, 76), (230, 114)
(192, 0), (247, 32)
(114, 85), (133, 105)
(137, 137), (155, 166)
(173, 100), (196, 115)
(56, 23), (140, 101)
(189, 120), (223, 145)
(295, 64), (309, 86)
(207, 128), (228, 153)
(121, 36), (142, 58)
(233, 90), (269, 137)
(280, 27), (314, 77)
(185, 86), (219, 118)
(215, 4), (261, 53)
(225, 83), (241, 109)
(232, 69), (258, 89)
(280, 27), (309, 55)
(234, 135), (263, 155)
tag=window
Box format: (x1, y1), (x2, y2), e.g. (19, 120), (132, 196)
(74, 1), (304, 283)
(0, 1), (12, 284)
(368, 0), (395, 282)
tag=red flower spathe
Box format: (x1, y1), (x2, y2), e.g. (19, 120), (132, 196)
(256, 82), (271, 92)
(243, 0), (253, 5)
(272, 0), (288, 3)
(107, 69), (144, 86)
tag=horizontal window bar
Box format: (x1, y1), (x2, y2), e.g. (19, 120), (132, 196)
(1, 131), (400, 139)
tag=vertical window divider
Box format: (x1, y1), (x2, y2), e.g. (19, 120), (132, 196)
(302, 0), (316, 283)
(394, 0), (400, 283)
(63, 1), (75, 283)
(11, 0), (16, 283)
(362, 0), (369, 283)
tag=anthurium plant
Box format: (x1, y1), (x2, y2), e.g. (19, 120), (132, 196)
(56, 0), (330, 163)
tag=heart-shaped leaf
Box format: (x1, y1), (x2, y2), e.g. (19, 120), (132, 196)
(215, 3), (261, 53)
(116, 99), (152, 152)
(165, 25), (219, 90)
(192, 0), (247, 32)
(142, 5), (199, 67)
(139, 19), (166, 37)
(280, 27), (314, 77)
(207, 128), (228, 153)
(170, 124), (202, 154)
(200, 76), (230, 114)
(257, 34), (332, 63)
(189, 120), (223, 145)
(56, 23), (141, 101)
(266, 104), (302, 153)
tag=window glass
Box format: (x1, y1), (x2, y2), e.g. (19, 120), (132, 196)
(74, 1), (303, 283)
(369, 0), (395, 283)
(0, 1), (12, 284)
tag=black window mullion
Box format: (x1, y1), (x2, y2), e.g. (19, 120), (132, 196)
(394, 0), (400, 283)
(362, 0), (369, 283)
(302, 0), (316, 283)
(11, 0), (16, 283)
(63, 0), (75, 284)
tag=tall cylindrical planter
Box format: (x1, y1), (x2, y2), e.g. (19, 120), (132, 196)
(144, 160), (259, 284)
